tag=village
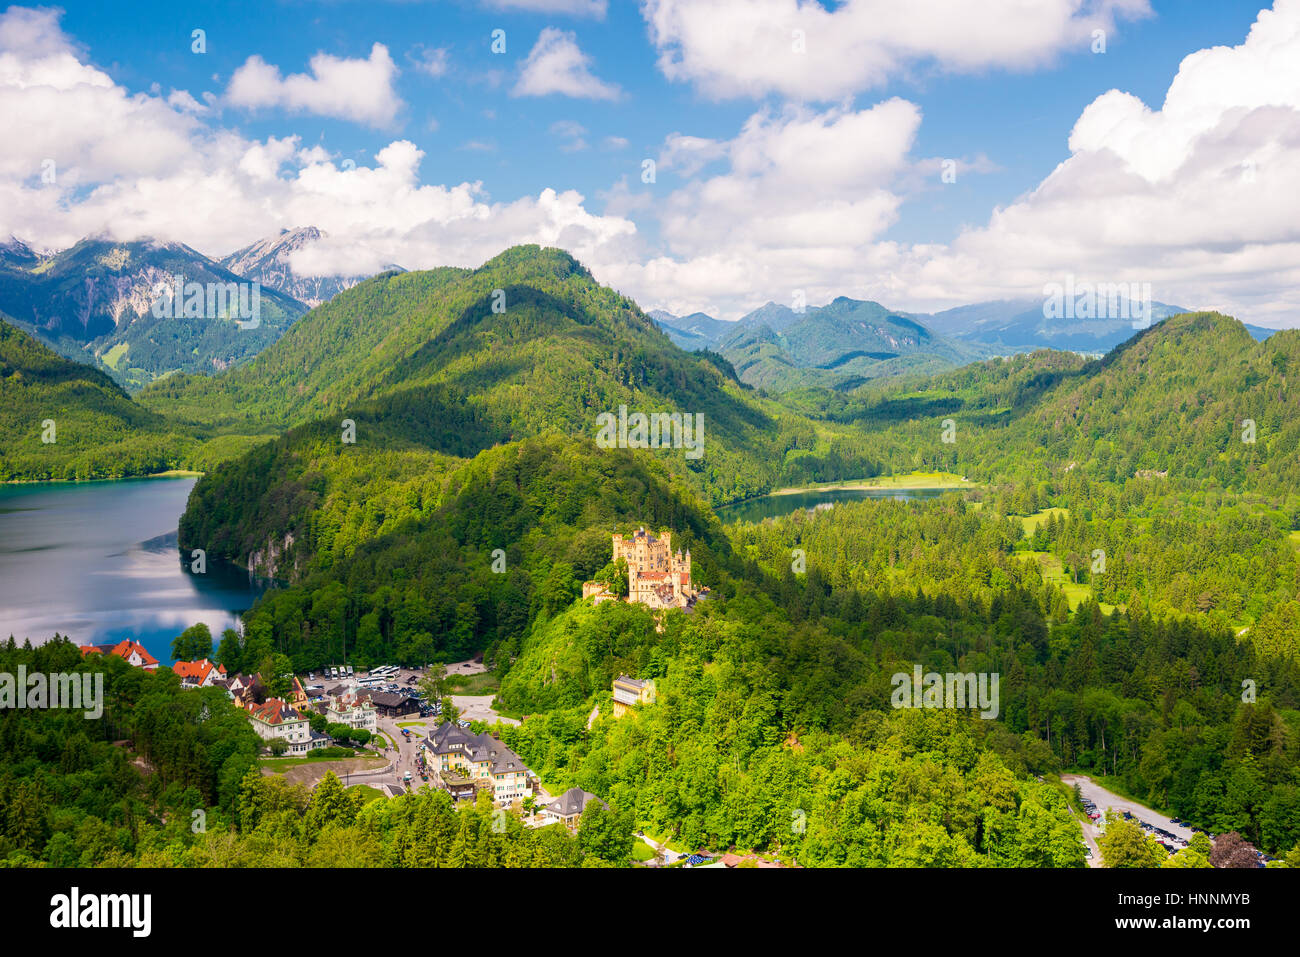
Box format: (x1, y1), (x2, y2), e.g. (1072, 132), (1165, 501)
(73, 530), (779, 868)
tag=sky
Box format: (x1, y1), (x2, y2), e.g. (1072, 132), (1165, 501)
(2, 0), (1298, 326)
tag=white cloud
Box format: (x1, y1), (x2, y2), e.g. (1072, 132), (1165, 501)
(0, 8), (634, 276)
(410, 44), (450, 79)
(642, 0), (1152, 100)
(592, 100), (923, 318)
(914, 0), (1300, 323)
(7, 2), (1300, 331)
(226, 43), (403, 128)
(550, 119), (589, 151)
(512, 28), (621, 100)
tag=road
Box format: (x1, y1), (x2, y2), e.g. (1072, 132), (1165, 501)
(636, 832), (683, 864)
(1062, 774), (1194, 859)
(364, 714), (432, 793)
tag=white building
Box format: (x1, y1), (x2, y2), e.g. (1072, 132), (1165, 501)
(246, 698), (328, 755)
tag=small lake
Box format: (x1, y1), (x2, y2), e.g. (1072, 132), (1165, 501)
(0, 477), (265, 664)
(717, 486), (953, 524)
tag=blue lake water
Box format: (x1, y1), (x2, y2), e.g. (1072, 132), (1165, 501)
(0, 477), (264, 664)
(716, 486), (952, 524)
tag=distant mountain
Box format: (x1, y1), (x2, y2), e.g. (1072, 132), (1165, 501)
(651, 298), (986, 392)
(921, 297), (1196, 353)
(220, 226), (403, 307)
(0, 236), (309, 390)
(0, 236), (41, 269)
(648, 310), (734, 350)
(647, 290), (1295, 390)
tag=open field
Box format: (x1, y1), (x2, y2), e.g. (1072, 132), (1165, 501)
(770, 471), (975, 495)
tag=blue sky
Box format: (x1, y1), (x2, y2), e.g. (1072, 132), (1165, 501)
(4, 1), (1299, 324)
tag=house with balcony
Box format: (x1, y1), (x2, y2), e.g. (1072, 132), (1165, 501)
(425, 722), (533, 805)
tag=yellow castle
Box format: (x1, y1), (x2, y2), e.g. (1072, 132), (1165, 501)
(582, 528), (701, 610)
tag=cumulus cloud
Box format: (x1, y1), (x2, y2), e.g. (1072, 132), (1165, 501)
(512, 28), (621, 100)
(7, 2), (1300, 330)
(642, 0), (1152, 100)
(603, 1), (1300, 326)
(0, 8), (633, 274)
(226, 43), (403, 128)
(917, 0), (1300, 323)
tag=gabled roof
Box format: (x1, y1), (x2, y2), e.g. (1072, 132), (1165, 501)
(246, 697), (305, 726)
(79, 639), (160, 668)
(172, 658), (226, 683)
(545, 786), (605, 819)
(425, 722), (530, 774)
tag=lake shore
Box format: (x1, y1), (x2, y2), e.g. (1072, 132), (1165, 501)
(768, 473), (976, 496)
(3, 469), (203, 485)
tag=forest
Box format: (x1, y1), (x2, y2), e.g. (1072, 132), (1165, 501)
(4, 248), (1300, 868)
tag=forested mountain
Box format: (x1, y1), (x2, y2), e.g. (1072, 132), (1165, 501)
(0, 237), (308, 389)
(819, 312), (1300, 493)
(10, 241), (1300, 868)
(652, 297), (985, 391)
(0, 318), (194, 480)
(144, 245), (883, 509)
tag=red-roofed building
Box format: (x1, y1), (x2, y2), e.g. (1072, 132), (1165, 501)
(171, 658), (228, 688)
(246, 697), (328, 755)
(79, 639), (159, 671)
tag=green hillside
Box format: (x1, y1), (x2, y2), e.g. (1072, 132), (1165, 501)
(0, 318), (194, 480)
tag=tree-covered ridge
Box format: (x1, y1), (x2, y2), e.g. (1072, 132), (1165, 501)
(201, 435), (729, 669)
(803, 313), (1300, 494)
(144, 245), (891, 507)
(0, 318), (196, 480)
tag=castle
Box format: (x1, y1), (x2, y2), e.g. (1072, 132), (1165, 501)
(582, 528), (702, 610)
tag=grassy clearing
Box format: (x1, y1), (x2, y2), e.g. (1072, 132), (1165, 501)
(1289, 530), (1300, 553)
(444, 671), (501, 694)
(772, 471), (975, 495)
(260, 753), (385, 772)
(631, 839), (655, 862)
(1017, 550), (1116, 613)
(1017, 507), (1070, 535)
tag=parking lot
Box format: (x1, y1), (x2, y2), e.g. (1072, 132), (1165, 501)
(1063, 774), (1200, 856)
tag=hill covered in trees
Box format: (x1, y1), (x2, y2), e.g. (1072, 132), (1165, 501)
(0, 319), (195, 480)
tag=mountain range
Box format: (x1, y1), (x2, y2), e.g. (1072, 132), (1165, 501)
(0, 227), (403, 391)
(0, 236), (309, 390)
(652, 293), (1280, 393)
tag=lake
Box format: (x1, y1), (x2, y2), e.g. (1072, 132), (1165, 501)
(0, 477), (265, 664)
(717, 485), (953, 524)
